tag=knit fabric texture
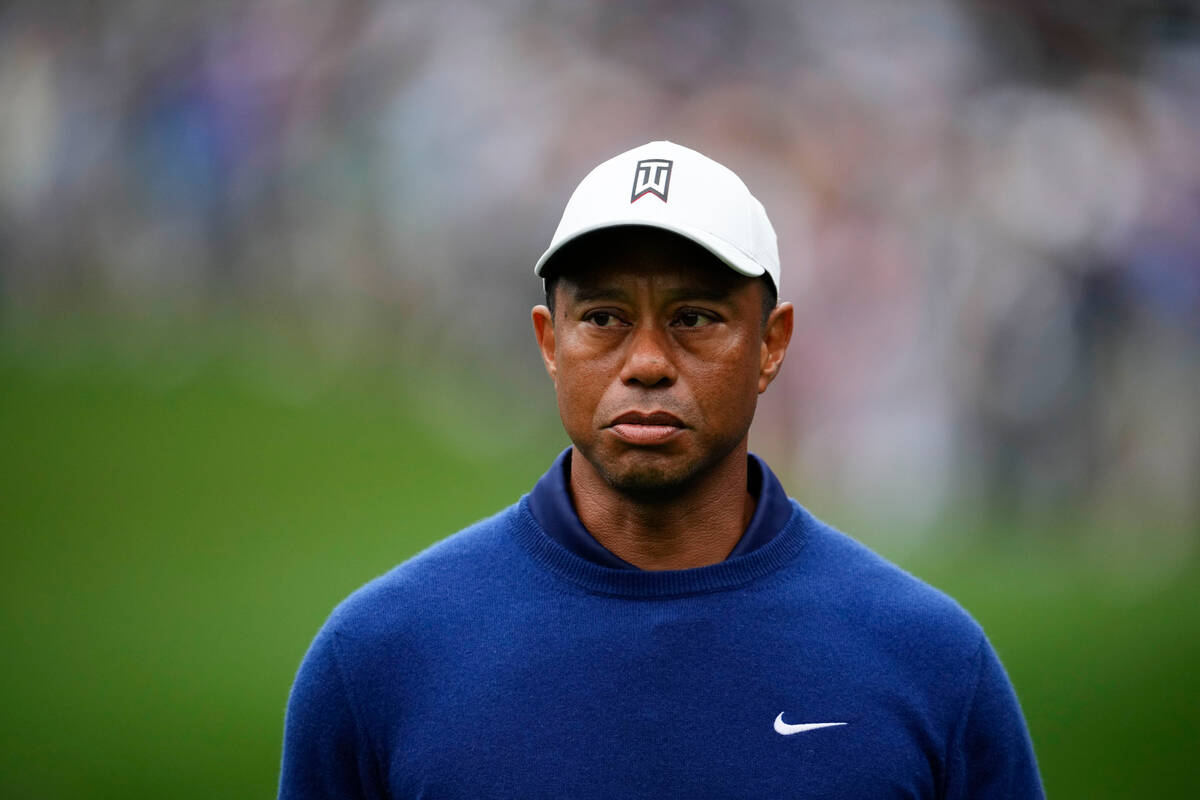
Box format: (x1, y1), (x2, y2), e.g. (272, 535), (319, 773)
(279, 496), (1042, 799)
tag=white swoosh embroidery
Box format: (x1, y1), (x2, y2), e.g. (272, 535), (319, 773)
(774, 712), (847, 735)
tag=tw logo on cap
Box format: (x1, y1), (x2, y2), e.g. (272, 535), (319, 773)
(631, 158), (673, 203)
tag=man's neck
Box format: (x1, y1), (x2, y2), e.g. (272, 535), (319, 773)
(568, 445), (756, 571)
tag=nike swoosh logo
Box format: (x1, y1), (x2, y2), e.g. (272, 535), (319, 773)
(774, 713), (847, 735)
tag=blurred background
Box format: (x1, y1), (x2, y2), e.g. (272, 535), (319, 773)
(1, 0), (1197, 796)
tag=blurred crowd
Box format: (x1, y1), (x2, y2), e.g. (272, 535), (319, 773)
(1, 0), (1197, 537)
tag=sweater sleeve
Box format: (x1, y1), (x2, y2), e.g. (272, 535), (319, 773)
(278, 625), (386, 800)
(944, 636), (1044, 799)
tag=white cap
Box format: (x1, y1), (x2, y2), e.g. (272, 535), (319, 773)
(535, 141), (780, 294)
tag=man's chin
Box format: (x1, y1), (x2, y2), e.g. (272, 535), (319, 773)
(593, 454), (702, 501)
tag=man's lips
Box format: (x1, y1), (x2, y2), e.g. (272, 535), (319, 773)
(609, 411), (685, 427)
(606, 411), (685, 445)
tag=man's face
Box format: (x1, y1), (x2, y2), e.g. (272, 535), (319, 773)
(532, 229), (792, 499)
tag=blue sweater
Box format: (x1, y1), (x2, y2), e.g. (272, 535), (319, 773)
(280, 492), (1042, 798)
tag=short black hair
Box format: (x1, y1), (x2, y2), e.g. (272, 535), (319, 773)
(542, 228), (778, 325)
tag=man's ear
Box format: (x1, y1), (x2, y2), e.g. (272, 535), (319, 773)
(532, 305), (557, 383)
(758, 301), (794, 393)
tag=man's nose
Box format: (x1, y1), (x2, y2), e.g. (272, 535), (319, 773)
(619, 323), (678, 387)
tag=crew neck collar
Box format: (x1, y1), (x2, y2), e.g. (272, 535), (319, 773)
(510, 497), (812, 598)
(527, 448), (795, 571)
(514, 450), (813, 598)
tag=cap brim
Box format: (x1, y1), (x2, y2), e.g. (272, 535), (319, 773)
(534, 220), (767, 281)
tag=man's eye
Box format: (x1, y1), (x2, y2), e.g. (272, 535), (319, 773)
(587, 312), (618, 327)
(675, 311), (714, 328)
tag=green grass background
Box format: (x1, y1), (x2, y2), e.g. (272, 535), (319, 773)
(1, 315), (1196, 798)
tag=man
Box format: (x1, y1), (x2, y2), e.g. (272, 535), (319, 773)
(279, 141), (1043, 798)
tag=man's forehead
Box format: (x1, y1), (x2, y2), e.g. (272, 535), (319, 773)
(563, 278), (740, 307)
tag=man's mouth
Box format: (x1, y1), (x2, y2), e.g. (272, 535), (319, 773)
(606, 411), (685, 445)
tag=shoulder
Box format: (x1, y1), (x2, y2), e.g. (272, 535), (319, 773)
(781, 506), (999, 734)
(791, 505), (985, 653)
(322, 502), (526, 646)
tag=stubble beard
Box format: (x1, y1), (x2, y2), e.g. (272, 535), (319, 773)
(584, 437), (743, 503)
(594, 459), (698, 502)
